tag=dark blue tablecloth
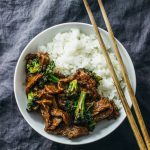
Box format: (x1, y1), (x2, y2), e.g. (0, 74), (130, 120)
(0, 0), (150, 149)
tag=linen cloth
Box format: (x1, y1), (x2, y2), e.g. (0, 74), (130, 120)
(0, 0), (150, 149)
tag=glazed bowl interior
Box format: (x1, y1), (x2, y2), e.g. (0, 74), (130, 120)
(14, 22), (136, 145)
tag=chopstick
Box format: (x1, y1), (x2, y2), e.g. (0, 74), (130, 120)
(82, 0), (147, 149)
(97, 0), (150, 149)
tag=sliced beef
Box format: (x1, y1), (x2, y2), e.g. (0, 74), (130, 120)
(52, 97), (58, 108)
(57, 69), (98, 91)
(92, 98), (112, 116)
(92, 98), (119, 122)
(108, 101), (120, 119)
(36, 89), (54, 99)
(54, 69), (66, 78)
(57, 94), (67, 110)
(48, 125), (88, 139)
(40, 104), (51, 130)
(40, 103), (62, 131)
(51, 108), (70, 125)
(45, 84), (63, 94)
(46, 117), (62, 131)
(74, 69), (97, 89)
(62, 125), (88, 139)
(26, 73), (43, 93)
(57, 98), (67, 110)
(59, 75), (74, 83)
(91, 88), (101, 100)
(36, 89), (46, 98)
(83, 87), (101, 101)
(37, 52), (49, 70)
(58, 76), (74, 91)
(36, 99), (53, 106)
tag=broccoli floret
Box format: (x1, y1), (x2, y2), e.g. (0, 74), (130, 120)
(74, 90), (96, 131)
(88, 120), (96, 131)
(37, 61), (59, 88)
(45, 61), (59, 83)
(75, 91), (86, 121)
(66, 79), (78, 96)
(26, 58), (40, 74)
(45, 61), (55, 74)
(84, 110), (96, 131)
(27, 92), (38, 111)
(65, 99), (78, 115)
(37, 75), (48, 89)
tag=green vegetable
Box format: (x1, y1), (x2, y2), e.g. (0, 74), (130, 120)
(88, 120), (96, 130)
(27, 58), (40, 73)
(74, 90), (96, 131)
(38, 75), (48, 89)
(45, 61), (59, 83)
(84, 110), (96, 131)
(37, 61), (59, 88)
(45, 61), (55, 74)
(75, 91), (86, 121)
(66, 79), (78, 96)
(27, 92), (37, 111)
(65, 100), (78, 115)
(48, 74), (59, 83)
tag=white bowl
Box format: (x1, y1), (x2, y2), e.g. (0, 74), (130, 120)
(14, 22), (136, 145)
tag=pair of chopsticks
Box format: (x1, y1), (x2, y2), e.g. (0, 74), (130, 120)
(83, 0), (150, 149)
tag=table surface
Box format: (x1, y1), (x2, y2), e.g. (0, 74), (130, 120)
(0, 0), (150, 149)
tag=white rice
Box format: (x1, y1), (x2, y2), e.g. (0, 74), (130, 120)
(39, 28), (125, 107)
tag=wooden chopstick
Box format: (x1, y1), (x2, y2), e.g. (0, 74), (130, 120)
(97, 0), (150, 149)
(82, 0), (147, 149)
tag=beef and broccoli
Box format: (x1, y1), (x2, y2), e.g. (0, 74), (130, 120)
(25, 52), (119, 139)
